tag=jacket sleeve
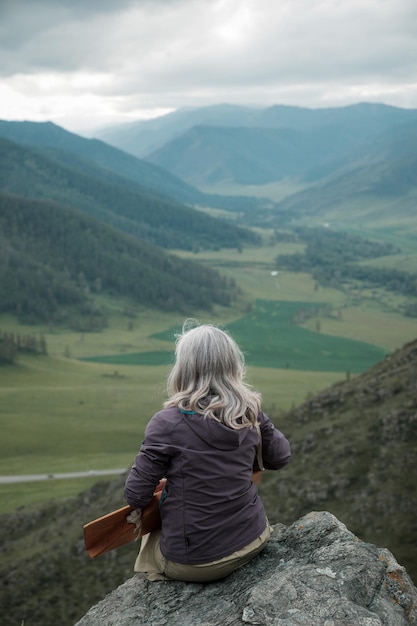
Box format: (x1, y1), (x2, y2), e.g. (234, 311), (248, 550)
(124, 412), (175, 510)
(257, 411), (291, 470)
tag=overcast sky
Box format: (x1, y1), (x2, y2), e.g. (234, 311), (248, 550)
(0, 0), (416, 133)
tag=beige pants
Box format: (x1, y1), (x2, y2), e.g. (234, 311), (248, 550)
(134, 523), (272, 583)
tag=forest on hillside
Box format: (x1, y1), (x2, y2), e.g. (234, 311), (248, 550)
(0, 192), (239, 324)
(275, 228), (417, 312)
(0, 136), (259, 251)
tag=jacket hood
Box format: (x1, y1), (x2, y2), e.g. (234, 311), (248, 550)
(183, 411), (252, 451)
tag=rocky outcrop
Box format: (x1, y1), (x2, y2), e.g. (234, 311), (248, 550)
(75, 511), (417, 626)
(260, 338), (417, 583)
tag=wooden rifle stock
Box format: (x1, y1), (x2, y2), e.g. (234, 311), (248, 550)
(83, 471), (263, 558)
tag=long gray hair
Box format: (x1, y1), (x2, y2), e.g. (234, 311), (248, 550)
(164, 320), (261, 429)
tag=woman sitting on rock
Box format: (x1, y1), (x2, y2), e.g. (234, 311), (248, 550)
(124, 319), (291, 582)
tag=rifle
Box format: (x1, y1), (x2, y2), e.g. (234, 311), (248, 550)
(84, 471), (263, 558)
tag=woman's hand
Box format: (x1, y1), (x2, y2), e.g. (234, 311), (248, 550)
(155, 477), (167, 493)
(126, 508), (142, 534)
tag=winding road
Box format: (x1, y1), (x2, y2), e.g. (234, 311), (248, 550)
(0, 468), (127, 484)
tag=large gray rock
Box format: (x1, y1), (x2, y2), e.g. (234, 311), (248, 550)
(75, 511), (417, 626)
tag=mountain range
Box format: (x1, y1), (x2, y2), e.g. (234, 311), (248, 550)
(1, 337), (416, 626)
(96, 102), (417, 160)
(2, 103), (417, 322)
(271, 117), (417, 217)
(93, 103), (417, 245)
(95, 102), (417, 186)
(0, 120), (270, 211)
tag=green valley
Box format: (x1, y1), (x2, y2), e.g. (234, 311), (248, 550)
(1, 231), (416, 514)
(1, 106), (417, 625)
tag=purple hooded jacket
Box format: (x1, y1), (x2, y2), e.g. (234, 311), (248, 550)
(124, 407), (291, 565)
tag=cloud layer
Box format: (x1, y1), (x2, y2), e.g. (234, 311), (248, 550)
(1, 0), (416, 131)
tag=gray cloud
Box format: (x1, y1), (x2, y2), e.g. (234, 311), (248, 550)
(1, 0), (416, 131)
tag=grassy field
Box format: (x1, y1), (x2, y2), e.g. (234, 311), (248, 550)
(198, 179), (307, 202)
(302, 305), (417, 351)
(297, 196), (417, 253)
(0, 354), (167, 513)
(175, 244), (417, 353)
(201, 180), (417, 253)
(1, 234), (416, 514)
(0, 308), (182, 361)
(359, 252), (417, 273)
(0, 355), (168, 475)
(103, 300), (384, 372)
(0, 353), (343, 514)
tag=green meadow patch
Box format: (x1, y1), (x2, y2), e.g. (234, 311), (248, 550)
(84, 300), (386, 373)
(227, 300), (386, 372)
(83, 351), (174, 366)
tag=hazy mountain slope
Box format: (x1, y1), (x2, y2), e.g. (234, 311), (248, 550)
(0, 120), (271, 212)
(0, 137), (258, 250)
(144, 105), (417, 187)
(260, 117), (417, 246)
(275, 158), (417, 218)
(95, 102), (417, 160)
(0, 119), (203, 204)
(359, 117), (417, 163)
(0, 191), (236, 322)
(146, 124), (360, 186)
(1, 338), (416, 625)
(254, 101), (417, 135)
(96, 103), (258, 157)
